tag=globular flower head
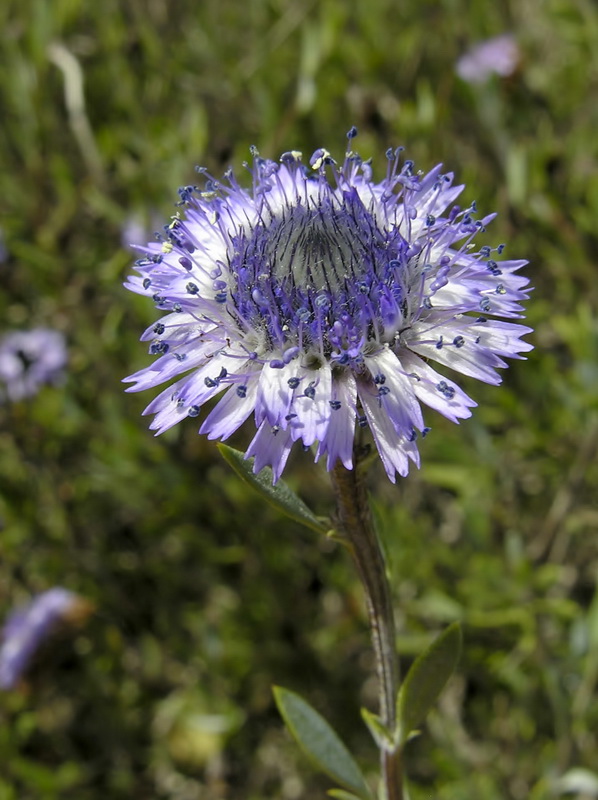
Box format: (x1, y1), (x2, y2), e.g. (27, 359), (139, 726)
(0, 328), (67, 402)
(0, 588), (91, 690)
(124, 131), (532, 482)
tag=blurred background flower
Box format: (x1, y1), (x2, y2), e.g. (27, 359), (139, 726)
(0, 328), (67, 402)
(456, 34), (520, 84)
(0, 588), (92, 690)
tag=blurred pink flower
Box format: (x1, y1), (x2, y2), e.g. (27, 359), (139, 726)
(456, 34), (520, 84)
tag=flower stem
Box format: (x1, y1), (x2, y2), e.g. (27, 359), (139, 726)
(330, 454), (403, 800)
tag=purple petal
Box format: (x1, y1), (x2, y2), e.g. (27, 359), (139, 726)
(316, 371), (357, 470)
(400, 352), (477, 422)
(200, 378), (259, 440)
(289, 363), (332, 447)
(245, 422), (294, 483)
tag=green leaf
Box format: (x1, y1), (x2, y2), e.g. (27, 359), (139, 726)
(217, 444), (328, 534)
(273, 686), (372, 799)
(360, 707), (395, 751)
(328, 791), (365, 800)
(397, 622), (462, 745)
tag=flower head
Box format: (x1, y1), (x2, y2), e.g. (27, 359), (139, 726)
(124, 131), (531, 481)
(0, 588), (91, 690)
(0, 328), (67, 402)
(456, 34), (520, 84)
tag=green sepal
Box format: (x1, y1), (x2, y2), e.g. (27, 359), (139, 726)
(397, 622), (462, 746)
(217, 444), (329, 534)
(360, 707), (396, 751)
(273, 686), (372, 799)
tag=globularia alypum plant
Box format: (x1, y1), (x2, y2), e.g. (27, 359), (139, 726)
(124, 128), (531, 799)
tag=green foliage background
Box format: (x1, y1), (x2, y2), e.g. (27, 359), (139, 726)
(1, 0), (597, 797)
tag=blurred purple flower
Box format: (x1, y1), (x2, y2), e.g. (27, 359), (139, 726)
(124, 131), (531, 482)
(456, 34), (520, 84)
(0, 328), (67, 402)
(0, 229), (7, 264)
(121, 213), (166, 249)
(121, 215), (149, 249)
(0, 588), (88, 690)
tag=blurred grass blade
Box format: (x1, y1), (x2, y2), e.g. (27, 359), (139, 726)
(397, 622), (462, 746)
(218, 444), (328, 534)
(273, 686), (372, 799)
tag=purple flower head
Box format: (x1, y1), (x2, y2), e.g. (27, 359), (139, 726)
(456, 34), (520, 84)
(124, 132), (532, 482)
(0, 588), (86, 690)
(0, 328), (67, 402)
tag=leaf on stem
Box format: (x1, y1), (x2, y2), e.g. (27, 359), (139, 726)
(273, 686), (372, 799)
(360, 707), (395, 751)
(217, 444), (329, 534)
(397, 622), (462, 746)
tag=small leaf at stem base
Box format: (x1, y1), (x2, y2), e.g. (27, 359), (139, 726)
(273, 686), (372, 799)
(360, 707), (395, 751)
(397, 622), (462, 746)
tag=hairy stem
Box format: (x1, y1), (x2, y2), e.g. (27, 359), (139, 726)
(330, 456), (403, 800)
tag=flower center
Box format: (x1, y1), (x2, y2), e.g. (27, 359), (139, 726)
(228, 189), (409, 358)
(266, 202), (384, 295)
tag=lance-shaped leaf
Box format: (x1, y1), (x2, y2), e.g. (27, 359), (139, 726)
(218, 444), (329, 534)
(273, 686), (372, 799)
(397, 622), (462, 746)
